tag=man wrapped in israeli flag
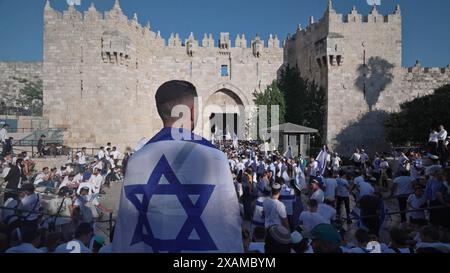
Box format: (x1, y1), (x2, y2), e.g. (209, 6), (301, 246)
(113, 81), (243, 253)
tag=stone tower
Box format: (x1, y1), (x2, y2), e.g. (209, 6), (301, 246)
(285, 1), (449, 155)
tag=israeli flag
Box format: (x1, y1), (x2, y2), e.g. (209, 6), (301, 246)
(315, 146), (328, 176)
(113, 128), (243, 253)
(283, 146), (293, 159)
(295, 163), (306, 191)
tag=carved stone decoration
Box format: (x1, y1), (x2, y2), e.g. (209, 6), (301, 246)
(252, 34), (263, 58)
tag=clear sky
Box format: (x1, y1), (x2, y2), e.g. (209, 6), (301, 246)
(0, 0), (448, 67)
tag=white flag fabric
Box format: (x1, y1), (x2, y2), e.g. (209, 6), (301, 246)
(113, 128), (243, 253)
(315, 146), (328, 176)
(283, 146), (293, 159)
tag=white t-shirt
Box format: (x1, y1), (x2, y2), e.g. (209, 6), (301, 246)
(429, 132), (439, 143)
(323, 178), (337, 200)
(99, 244), (113, 253)
(77, 152), (86, 165)
(88, 174), (104, 194)
(1, 198), (18, 223)
(299, 211), (327, 233)
(393, 176), (414, 195)
(54, 240), (92, 253)
(407, 194), (426, 219)
(310, 189), (324, 204)
(331, 157), (341, 170)
(0, 128), (8, 142)
(309, 161), (319, 176)
(77, 182), (95, 195)
(262, 198), (287, 228)
(357, 181), (375, 201)
(438, 129), (448, 141)
(317, 203), (336, 224)
(351, 153), (361, 163)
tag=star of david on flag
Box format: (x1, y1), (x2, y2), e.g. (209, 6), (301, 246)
(124, 155), (218, 253)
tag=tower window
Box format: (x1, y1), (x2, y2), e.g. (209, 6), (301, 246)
(337, 55), (342, 66)
(221, 65), (229, 77)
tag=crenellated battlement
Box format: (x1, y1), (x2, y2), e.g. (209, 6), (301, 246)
(44, 0), (281, 50)
(403, 60), (450, 74)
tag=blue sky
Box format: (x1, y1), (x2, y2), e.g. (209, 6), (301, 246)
(0, 0), (448, 67)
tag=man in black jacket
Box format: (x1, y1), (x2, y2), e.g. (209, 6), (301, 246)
(4, 158), (27, 202)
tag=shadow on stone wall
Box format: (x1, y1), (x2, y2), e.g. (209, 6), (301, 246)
(334, 110), (390, 156)
(355, 57), (394, 111)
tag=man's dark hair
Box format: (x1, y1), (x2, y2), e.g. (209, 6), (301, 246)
(20, 226), (40, 243)
(308, 199), (318, 209)
(40, 135), (46, 138)
(2, 124), (9, 128)
(155, 80), (197, 121)
(16, 158), (24, 166)
(390, 228), (409, 245)
(355, 228), (370, 244)
(74, 223), (93, 239)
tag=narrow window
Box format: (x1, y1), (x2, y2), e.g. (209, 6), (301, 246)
(221, 65), (229, 77)
(337, 55), (342, 66)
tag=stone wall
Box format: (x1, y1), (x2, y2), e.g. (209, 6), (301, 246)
(0, 62), (42, 109)
(43, 2), (283, 149)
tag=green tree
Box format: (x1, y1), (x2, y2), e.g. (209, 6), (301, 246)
(253, 80), (286, 126)
(278, 65), (327, 145)
(385, 84), (450, 145)
(13, 77), (43, 116)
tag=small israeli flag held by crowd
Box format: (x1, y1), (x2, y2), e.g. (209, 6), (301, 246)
(113, 128), (243, 253)
(315, 145), (328, 176)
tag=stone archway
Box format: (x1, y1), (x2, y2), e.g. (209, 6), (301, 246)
(203, 88), (246, 140)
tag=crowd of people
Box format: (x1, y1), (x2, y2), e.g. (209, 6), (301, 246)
(0, 123), (449, 253)
(224, 125), (450, 253)
(0, 142), (131, 253)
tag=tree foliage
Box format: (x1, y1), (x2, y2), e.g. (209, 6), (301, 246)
(13, 77), (43, 115)
(253, 80), (286, 126)
(278, 65), (327, 144)
(385, 84), (450, 145)
(252, 65), (327, 146)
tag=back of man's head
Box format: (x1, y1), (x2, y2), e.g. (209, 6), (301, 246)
(20, 226), (40, 244)
(308, 199), (318, 210)
(75, 223), (93, 240)
(155, 80), (197, 124)
(355, 228), (370, 245)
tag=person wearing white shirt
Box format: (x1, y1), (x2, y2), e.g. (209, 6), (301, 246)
(54, 223), (93, 253)
(360, 149), (369, 167)
(350, 149), (361, 167)
(317, 203), (336, 224)
(323, 172), (337, 205)
(392, 170), (415, 223)
(356, 180), (375, 202)
(88, 168), (104, 194)
(407, 186), (428, 227)
(437, 125), (448, 164)
(310, 179), (324, 204)
(308, 158), (319, 177)
(331, 153), (341, 172)
(6, 226), (43, 253)
(0, 124), (8, 142)
(336, 171), (351, 224)
(262, 183), (289, 231)
(298, 199), (327, 234)
(77, 147), (87, 169)
(428, 129), (439, 155)
(111, 147), (121, 165)
(97, 147), (105, 160)
(18, 184), (42, 223)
